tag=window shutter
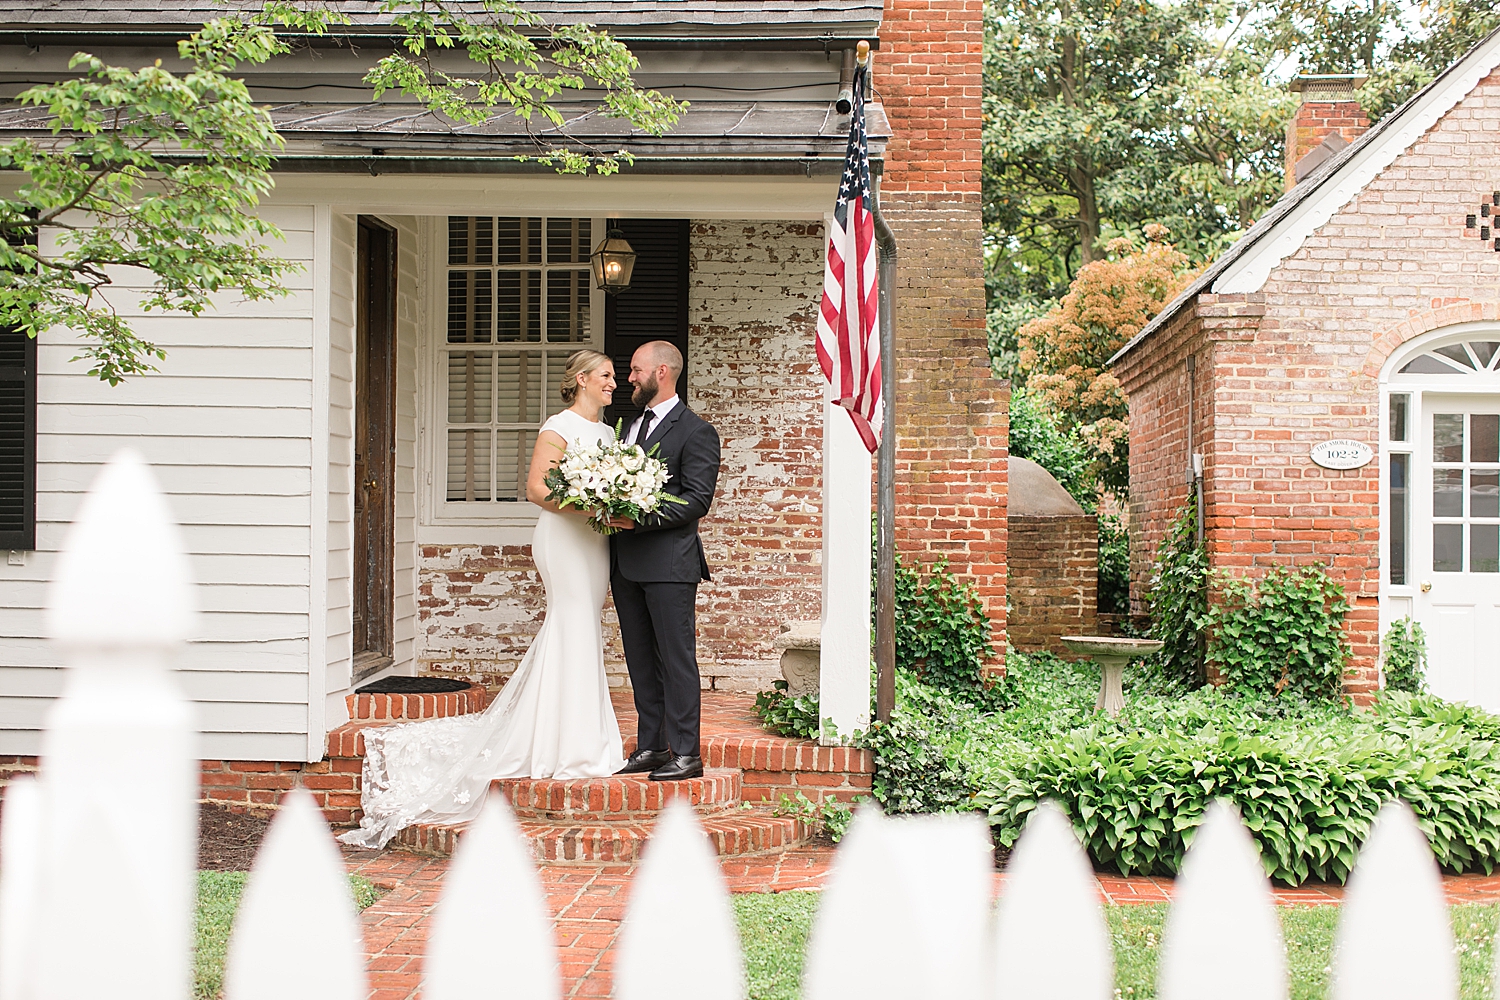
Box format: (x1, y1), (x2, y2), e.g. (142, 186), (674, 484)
(603, 219), (690, 428)
(0, 325), (35, 550)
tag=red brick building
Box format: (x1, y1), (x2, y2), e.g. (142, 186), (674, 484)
(0, 0), (1000, 778)
(1112, 37), (1500, 708)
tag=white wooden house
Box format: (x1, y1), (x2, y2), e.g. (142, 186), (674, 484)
(0, 0), (1001, 766)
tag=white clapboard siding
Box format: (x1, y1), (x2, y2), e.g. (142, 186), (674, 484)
(391, 215), (421, 683)
(0, 206), (324, 761)
(322, 211), (357, 743)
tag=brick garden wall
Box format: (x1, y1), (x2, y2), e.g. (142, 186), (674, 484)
(1007, 514), (1098, 656)
(1116, 69), (1500, 698)
(416, 221), (826, 694)
(878, 0), (1008, 654)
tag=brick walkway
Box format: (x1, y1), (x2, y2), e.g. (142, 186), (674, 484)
(344, 841), (1500, 1000)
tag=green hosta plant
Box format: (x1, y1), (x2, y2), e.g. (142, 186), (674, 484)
(1201, 565), (1352, 702)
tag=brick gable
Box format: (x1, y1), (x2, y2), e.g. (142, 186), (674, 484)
(1117, 66), (1500, 698)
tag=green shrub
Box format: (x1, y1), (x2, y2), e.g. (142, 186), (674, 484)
(1145, 502), (1207, 687)
(1383, 617), (1429, 694)
(866, 671), (981, 813)
(753, 679), (820, 740)
(890, 553), (995, 703)
(1097, 509), (1130, 615)
(867, 650), (1500, 886)
(1202, 565), (1351, 703)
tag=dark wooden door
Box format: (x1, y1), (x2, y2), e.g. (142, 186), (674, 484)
(603, 219), (690, 428)
(354, 217), (396, 678)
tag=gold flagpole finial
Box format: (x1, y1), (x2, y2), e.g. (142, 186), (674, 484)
(856, 40), (870, 67)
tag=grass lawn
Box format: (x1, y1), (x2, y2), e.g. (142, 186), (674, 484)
(195, 871), (383, 1000)
(732, 893), (1500, 1000)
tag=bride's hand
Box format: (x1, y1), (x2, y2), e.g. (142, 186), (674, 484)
(606, 514), (635, 530)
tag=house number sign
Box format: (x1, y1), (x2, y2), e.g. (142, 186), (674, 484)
(1310, 439), (1374, 470)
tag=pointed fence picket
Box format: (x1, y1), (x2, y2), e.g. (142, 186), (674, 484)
(0, 450), (1491, 1000)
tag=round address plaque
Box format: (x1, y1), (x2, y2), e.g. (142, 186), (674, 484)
(1310, 439), (1374, 470)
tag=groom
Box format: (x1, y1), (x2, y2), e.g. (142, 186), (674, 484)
(610, 341), (722, 781)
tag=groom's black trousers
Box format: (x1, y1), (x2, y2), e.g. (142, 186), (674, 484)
(611, 573), (701, 757)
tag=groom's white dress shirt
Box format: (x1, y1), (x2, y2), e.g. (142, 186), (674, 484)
(626, 394), (680, 445)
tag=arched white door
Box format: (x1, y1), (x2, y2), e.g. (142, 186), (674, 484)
(1384, 330), (1500, 710)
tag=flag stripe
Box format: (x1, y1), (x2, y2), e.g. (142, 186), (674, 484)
(816, 65), (882, 454)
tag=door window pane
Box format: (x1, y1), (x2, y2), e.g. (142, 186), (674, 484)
(1389, 394), (1409, 442)
(1474, 524), (1500, 573)
(1390, 453), (1408, 585)
(1435, 523), (1464, 571)
(1474, 414), (1500, 463)
(1475, 342), (1500, 368)
(1437, 344), (1478, 369)
(1473, 471), (1500, 519)
(1435, 413), (1465, 462)
(1435, 468), (1465, 516)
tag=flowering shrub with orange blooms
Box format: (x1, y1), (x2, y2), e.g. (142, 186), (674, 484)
(1017, 226), (1196, 492)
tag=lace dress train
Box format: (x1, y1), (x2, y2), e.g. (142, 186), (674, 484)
(339, 410), (624, 849)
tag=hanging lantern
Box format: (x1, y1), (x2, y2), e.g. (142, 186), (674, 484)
(590, 228), (637, 294)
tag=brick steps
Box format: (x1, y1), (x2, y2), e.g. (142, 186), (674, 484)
(321, 691), (872, 860)
(395, 806), (812, 863)
(498, 769), (741, 821)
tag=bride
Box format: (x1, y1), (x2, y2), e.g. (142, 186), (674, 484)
(340, 350), (625, 849)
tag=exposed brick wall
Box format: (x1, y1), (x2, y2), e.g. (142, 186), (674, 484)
(690, 221), (826, 691)
(416, 222), (826, 694)
(877, 1), (1005, 654)
(1286, 98), (1370, 188)
(878, 0), (983, 199)
(1008, 514), (1098, 656)
(200, 758), (363, 825)
(1117, 68), (1500, 700)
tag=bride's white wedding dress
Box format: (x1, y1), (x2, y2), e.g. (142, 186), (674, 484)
(339, 409), (625, 848)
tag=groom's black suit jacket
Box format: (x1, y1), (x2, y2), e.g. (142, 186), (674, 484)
(611, 404), (722, 583)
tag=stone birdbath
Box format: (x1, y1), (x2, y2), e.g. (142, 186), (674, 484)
(1059, 636), (1165, 718)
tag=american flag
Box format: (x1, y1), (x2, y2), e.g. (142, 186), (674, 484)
(817, 65), (882, 452)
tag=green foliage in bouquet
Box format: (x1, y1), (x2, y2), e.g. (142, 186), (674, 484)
(541, 425), (685, 535)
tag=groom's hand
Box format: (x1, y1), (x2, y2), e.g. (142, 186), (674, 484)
(610, 516), (636, 530)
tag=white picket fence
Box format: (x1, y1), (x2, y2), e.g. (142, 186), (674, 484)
(0, 451), (1489, 1000)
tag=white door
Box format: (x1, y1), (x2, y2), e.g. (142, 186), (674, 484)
(1416, 396), (1500, 709)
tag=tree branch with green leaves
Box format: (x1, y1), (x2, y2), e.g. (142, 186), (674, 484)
(0, 0), (683, 384)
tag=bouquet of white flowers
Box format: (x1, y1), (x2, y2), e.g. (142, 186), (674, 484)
(543, 432), (687, 535)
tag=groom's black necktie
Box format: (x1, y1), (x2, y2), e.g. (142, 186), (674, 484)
(632, 408), (655, 446)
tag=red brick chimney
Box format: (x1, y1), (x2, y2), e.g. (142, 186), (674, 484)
(1285, 75), (1370, 190)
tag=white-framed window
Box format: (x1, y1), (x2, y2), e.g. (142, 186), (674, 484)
(432, 215), (603, 521)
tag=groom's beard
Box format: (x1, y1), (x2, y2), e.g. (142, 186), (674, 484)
(631, 375), (659, 408)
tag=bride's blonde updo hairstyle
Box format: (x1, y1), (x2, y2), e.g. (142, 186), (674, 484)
(558, 349), (614, 405)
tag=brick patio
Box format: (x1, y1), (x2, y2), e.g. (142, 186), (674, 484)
(344, 840), (1500, 1000)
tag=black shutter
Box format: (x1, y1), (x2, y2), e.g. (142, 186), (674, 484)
(603, 219), (690, 428)
(0, 324), (34, 550)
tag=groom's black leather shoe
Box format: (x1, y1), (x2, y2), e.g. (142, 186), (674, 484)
(649, 753), (704, 781)
(617, 748), (673, 775)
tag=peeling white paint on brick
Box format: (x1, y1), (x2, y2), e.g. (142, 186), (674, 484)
(415, 220), (827, 695)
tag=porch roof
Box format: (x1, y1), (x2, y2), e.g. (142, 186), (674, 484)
(0, 1), (883, 39)
(0, 97), (890, 174)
